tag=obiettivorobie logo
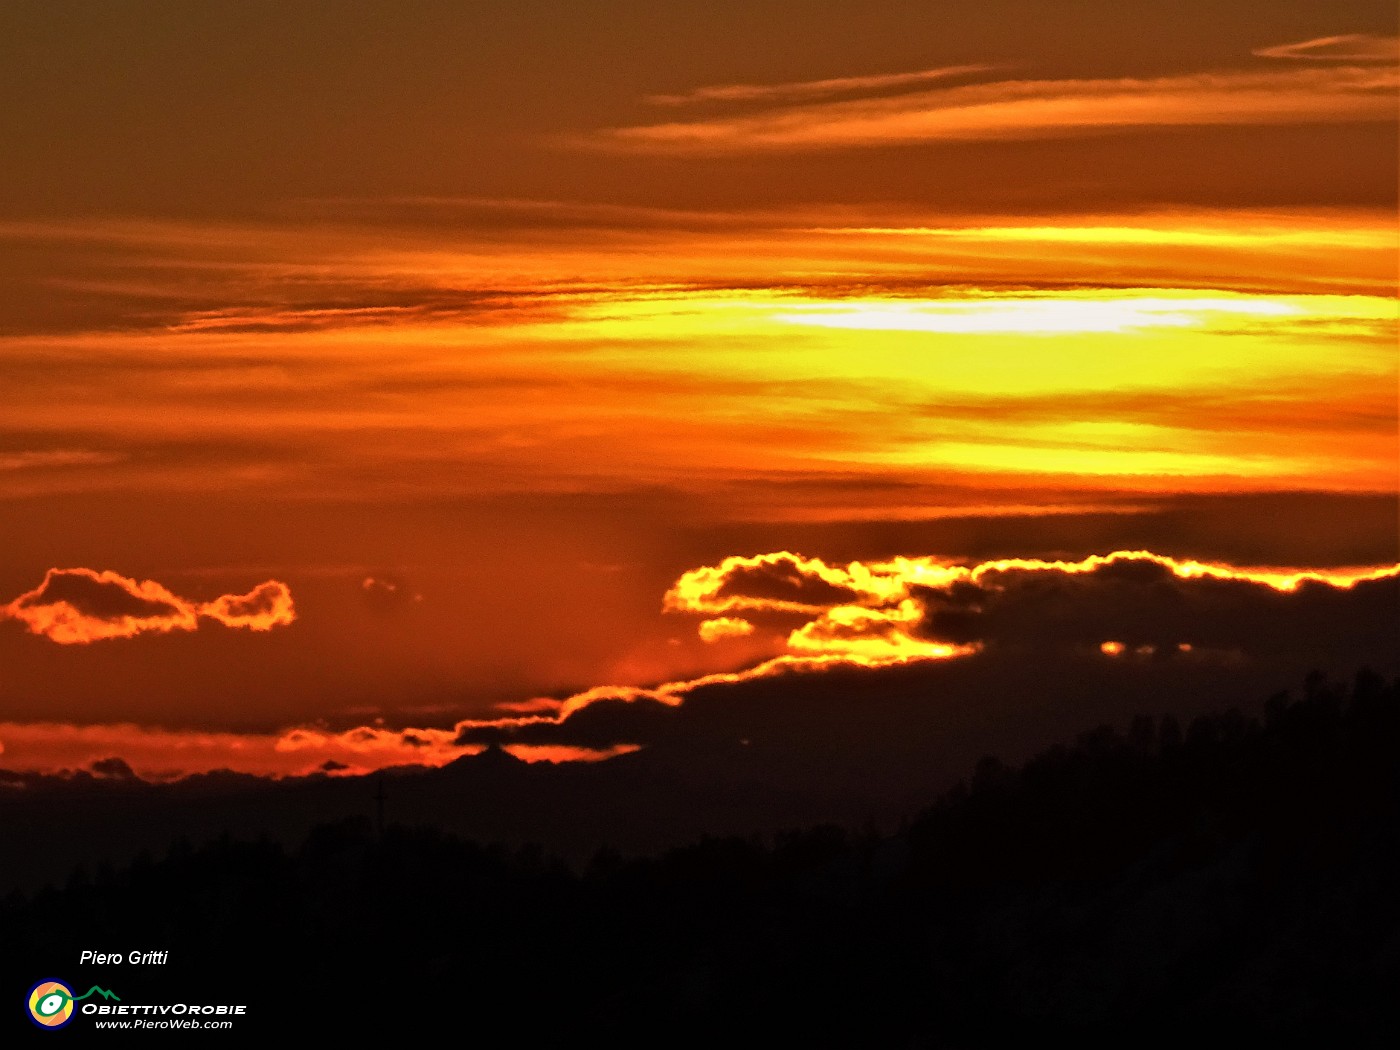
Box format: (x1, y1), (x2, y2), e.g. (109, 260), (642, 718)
(25, 979), (248, 1030)
(27, 980), (120, 1029)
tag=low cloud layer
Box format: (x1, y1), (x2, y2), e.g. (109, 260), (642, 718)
(1, 568), (295, 643)
(2, 551), (1394, 778)
(0, 720), (632, 780)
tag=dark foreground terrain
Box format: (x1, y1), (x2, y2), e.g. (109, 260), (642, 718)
(5, 670), (1397, 1043)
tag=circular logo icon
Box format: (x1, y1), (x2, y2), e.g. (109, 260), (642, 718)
(28, 980), (76, 1029)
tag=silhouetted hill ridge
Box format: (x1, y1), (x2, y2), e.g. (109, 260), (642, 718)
(3, 670), (1396, 1041)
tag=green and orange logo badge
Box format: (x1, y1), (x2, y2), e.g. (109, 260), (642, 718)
(27, 980), (120, 1029)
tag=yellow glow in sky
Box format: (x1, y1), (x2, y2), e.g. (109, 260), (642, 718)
(1, 214), (1394, 505)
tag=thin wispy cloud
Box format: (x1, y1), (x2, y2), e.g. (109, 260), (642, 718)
(0, 450), (124, 471)
(593, 65), (1398, 153)
(1254, 33), (1399, 62)
(645, 64), (991, 106)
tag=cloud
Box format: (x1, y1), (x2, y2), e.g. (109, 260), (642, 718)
(457, 550), (1398, 752)
(666, 551), (890, 615)
(275, 724), (461, 766)
(453, 546), (1394, 761)
(360, 575), (423, 612)
(669, 549), (1398, 671)
(89, 756), (137, 780)
(906, 553), (1400, 656)
(671, 549), (1394, 613)
(591, 66), (1398, 154)
(698, 617), (755, 643)
(0, 450), (125, 472)
(202, 580), (297, 631)
(645, 65), (990, 106)
(1254, 34), (1399, 62)
(0, 718), (640, 778)
(787, 599), (960, 660)
(1, 568), (295, 643)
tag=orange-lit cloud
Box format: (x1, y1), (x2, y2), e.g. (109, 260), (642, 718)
(698, 616), (756, 643)
(645, 64), (990, 106)
(0, 722), (322, 779)
(1, 568), (295, 644)
(671, 548), (1396, 614)
(664, 548), (1399, 672)
(275, 723), (464, 769)
(505, 743), (641, 764)
(667, 552), (876, 616)
(1254, 34), (1400, 62)
(202, 580), (297, 631)
(593, 65), (1397, 153)
(786, 599), (965, 661)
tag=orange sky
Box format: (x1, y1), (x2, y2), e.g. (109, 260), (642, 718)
(1, 208), (1393, 502)
(0, 2), (1395, 777)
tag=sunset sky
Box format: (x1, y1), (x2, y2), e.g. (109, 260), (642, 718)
(0, 0), (1395, 779)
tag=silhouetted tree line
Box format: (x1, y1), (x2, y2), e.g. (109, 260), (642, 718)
(5, 670), (1396, 1044)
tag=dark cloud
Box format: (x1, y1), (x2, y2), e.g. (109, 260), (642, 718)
(17, 569), (185, 622)
(90, 756), (138, 780)
(911, 557), (1399, 656)
(458, 695), (678, 750)
(681, 491), (1400, 572)
(714, 556), (865, 609)
(667, 552), (873, 616)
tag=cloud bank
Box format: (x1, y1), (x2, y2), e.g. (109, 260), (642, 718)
(2, 551), (1394, 777)
(457, 550), (1398, 751)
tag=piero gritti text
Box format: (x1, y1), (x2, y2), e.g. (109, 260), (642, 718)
(80, 949), (170, 965)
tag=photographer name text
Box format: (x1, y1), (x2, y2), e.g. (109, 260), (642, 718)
(80, 949), (170, 965)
